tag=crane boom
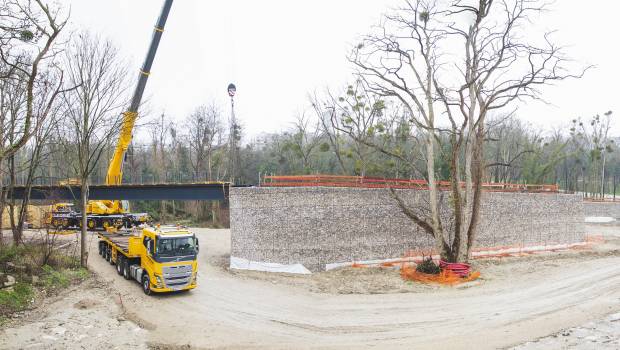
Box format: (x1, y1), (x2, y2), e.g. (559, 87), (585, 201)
(106, 0), (173, 185)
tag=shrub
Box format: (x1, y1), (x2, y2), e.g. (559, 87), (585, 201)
(416, 257), (440, 275)
(42, 265), (70, 289)
(0, 283), (34, 314)
(42, 265), (89, 290)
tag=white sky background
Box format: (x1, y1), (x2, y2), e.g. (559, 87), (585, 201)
(57, 0), (620, 142)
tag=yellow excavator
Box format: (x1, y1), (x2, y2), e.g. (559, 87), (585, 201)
(49, 0), (173, 230)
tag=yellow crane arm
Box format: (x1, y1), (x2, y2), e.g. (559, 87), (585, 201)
(105, 111), (138, 185)
(104, 0), (173, 186)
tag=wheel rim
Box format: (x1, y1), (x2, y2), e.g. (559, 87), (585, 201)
(88, 220), (95, 229)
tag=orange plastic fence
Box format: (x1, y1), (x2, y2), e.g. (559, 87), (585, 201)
(261, 175), (559, 193)
(400, 266), (481, 285)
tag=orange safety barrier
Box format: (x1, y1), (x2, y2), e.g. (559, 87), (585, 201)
(400, 265), (481, 285)
(261, 175), (559, 193)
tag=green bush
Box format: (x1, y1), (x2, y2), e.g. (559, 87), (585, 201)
(42, 265), (89, 290)
(0, 283), (34, 314)
(42, 265), (70, 289)
(416, 257), (440, 275)
(0, 245), (27, 264)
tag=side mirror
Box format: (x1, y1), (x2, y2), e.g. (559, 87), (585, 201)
(195, 238), (199, 253)
(147, 241), (153, 256)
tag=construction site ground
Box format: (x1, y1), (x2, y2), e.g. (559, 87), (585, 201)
(1, 224), (620, 350)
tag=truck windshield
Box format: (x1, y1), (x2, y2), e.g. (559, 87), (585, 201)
(156, 237), (197, 257)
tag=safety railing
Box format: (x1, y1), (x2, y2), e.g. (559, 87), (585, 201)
(261, 175), (559, 193)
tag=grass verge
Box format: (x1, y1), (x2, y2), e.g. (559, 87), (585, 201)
(1, 236), (91, 321)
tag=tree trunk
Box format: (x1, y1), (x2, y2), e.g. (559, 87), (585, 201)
(8, 155), (21, 245)
(425, 131), (446, 260)
(465, 126), (486, 259)
(0, 163), (4, 246)
(160, 200), (166, 223)
(601, 154), (606, 198)
(80, 181), (89, 268)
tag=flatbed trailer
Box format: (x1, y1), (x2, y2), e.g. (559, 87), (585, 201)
(48, 210), (150, 230)
(97, 226), (199, 295)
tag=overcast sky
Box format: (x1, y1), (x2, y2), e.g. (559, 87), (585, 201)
(58, 0), (619, 141)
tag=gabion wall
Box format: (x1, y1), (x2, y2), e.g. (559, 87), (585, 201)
(230, 187), (585, 272)
(583, 201), (620, 218)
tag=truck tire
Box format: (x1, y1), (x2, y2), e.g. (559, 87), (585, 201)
(109, 247), (115, 265)
(123, 260), (131, 280)
(98, 242), (103, 256)
(116, 256), (124, 275)
(142, 274), (152, 295)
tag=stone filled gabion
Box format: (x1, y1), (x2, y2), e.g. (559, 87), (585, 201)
(583, 202), (620, 218)
(230, 187), (585, 272)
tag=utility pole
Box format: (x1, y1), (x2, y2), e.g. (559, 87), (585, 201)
(227, 83), (238, 184)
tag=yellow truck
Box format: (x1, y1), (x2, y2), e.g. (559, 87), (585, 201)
(97, 226), (199, 295)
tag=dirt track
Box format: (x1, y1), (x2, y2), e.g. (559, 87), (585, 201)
(2, 225), (620, 349)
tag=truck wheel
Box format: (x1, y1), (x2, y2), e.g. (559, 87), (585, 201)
(87, 219), (96, 230)
(123, 260), (131, 280)
(142, 275), (152, 295)
(109, 248), (115, 265)
(116, 256), (124, 275)
(98, 242), (103, 256)
(106, 246), (112, 263)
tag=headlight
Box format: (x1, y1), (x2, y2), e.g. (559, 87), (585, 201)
(155, 275), (163, 287)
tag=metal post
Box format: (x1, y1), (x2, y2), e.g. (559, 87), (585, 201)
(227, 83), (237, 185)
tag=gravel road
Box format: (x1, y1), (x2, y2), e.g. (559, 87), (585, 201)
(2, 224), (619, 349)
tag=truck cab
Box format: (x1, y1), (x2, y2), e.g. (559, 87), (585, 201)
(98, 225), (199, 295)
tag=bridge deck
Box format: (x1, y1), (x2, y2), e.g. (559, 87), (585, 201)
(3, 183), (233, 201)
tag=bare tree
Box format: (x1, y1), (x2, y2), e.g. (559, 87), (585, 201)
(0, 0), (66, 159)
(61, 31), (129, 267)
(571, 111), (614, 198)
(311, 93), (348, 174)
(185, 104), (225, 223)
(281, 113), (322, 174)
(7, 88), (61, 244)
(150, 112), (171, 222)
(348, 0), (586, 262)
(186, 104), (224, 181)
(0, 0), (67, 244)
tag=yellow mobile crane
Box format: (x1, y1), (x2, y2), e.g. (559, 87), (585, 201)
(49, 0), (172, 230)
(89, 0), (175, 222)
(94, 1), (200, 296)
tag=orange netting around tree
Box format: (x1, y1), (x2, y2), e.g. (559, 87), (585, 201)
(400, 265), (481, 285)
